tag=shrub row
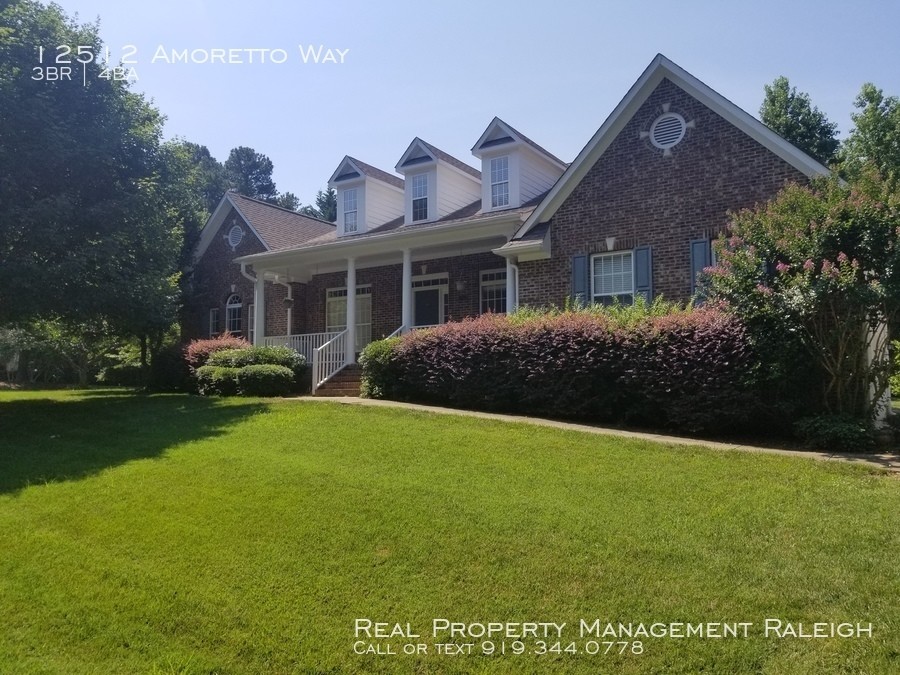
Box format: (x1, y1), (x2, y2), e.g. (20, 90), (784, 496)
(195, 363), (295, 397)
(189, 344), (307, 397)
(360, 309), (760, 434)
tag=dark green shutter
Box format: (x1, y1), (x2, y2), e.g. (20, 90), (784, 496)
(690, 238), (711, 296)
(572, 255), (589, 307)
(634, 245), (652, 302)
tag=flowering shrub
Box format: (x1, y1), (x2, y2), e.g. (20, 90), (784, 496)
(703, 168), (900, 421)
(361, 308), (758, 434)
(184, 333), (250, 370)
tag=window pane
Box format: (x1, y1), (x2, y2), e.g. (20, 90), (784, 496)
(412, 174), (427, 198)
(592, 252), (634, 304)
(412, 197), (427, 221)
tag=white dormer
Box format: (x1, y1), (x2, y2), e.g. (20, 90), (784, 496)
(395, 138), (481, 224)
(328, 156), (405, 236)
(471, 117), (567, 211)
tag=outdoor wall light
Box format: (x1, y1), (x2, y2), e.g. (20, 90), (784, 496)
(455, 280), (466, 292)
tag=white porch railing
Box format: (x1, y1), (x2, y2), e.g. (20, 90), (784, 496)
(312, 329), (348, 395)
(386, 326), (405, 339)
(264, 331), (342, 362)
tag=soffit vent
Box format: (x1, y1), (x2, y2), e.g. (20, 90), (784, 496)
(650, 113), (687, 150)
(227, 224), (244, 250)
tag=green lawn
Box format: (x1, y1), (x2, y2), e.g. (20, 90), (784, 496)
(0, 390), (898, 674)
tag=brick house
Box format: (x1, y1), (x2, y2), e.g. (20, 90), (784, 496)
(187, 54), (828, 392)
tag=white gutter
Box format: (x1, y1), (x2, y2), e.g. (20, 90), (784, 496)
(240, 262), (256, 282)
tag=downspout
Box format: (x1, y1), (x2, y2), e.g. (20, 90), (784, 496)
(240, 262), (256, 283)
(509, 262), (520, 313)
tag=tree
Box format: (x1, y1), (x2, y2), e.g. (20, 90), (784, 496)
(184, 142), (228, 214)
(760, 76), (839, 165)
(705, 168), (900, 421)
(299, 187), (337, 221)
(841, 83), (900, 180)
(0, 0), (174, 327)
(224, 146), (277, 202)
(276, 191), (300, 211)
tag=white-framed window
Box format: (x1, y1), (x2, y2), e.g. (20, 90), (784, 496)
(480, 269), (507, 314)
(325, 286), (372, 351)
(209, 308), (220, 337)
(591, 252), (634, 305)
(248, 303), (255, 344)
(411, 174), (428, 221)
(343, 189), (358, 233)
(490, 156), (509, 208)
(226, 294), (242, 335)
(411, 274), (449, 326)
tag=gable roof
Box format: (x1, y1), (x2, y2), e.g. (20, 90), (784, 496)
(395, 137), (481, 179)
(194, 192), (335, 260)
(329, 155), (405, 189)
(512, 53), (831, 241)
(472, 117), (567, 169)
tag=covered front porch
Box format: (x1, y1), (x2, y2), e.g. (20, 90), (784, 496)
(240, 215), (526, 393)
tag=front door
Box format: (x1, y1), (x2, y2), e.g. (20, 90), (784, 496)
(414, 288), (440, 327)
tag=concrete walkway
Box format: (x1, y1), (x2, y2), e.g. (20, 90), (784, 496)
(301, 396), (900, 475)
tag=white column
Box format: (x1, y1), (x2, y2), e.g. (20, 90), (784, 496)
(253, 273), (266, 346)
(506, 258), (517, 314)
(401, 249), (412, 332)
(345, 258), (356, 363)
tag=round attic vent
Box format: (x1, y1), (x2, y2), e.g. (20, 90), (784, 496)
(650, 112), (687, 150)
(227, 224), (244, 249)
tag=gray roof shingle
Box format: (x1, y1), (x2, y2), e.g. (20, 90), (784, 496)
(347, 157), (405, 189)
(228, 192), (335, 251)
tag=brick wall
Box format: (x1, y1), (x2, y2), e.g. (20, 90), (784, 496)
(518, 78), (808, 307)
(183, 206), (289, 341)
(298, 251), (502, 341)
(185, 206), (262, 341)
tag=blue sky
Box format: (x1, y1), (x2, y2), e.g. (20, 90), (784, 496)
(55, 0), (900, 206)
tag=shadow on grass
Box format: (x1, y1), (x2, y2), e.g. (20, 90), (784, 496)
(0, 393), (266, 495)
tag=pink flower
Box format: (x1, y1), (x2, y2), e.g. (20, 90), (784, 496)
(837, 252), (848, 263)
(756, 284), (773, 296)
(803, 259), (815, 271)
(776, 262), (790, 273)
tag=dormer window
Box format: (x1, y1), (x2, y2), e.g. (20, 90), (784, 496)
(412, 174), (428, 221)
(343, 189), (358, 233)
(490, 156), (509, 208)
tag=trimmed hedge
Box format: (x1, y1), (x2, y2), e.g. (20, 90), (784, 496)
(207, 346), (305, 372)
(195, 365), (241, 396)
(360, 309), (759, 434)
(193, 345), (308, 397)
(237, 364), (295, 397)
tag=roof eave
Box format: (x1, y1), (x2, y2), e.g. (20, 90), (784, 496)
(236, 211), (528, 268)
